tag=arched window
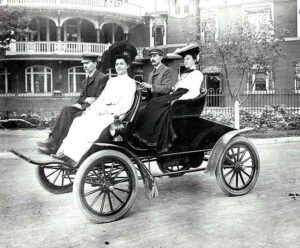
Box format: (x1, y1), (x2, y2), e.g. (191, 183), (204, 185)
(0, 67), (9, 94)
(68, 66), (86, 93)
(25, 65), (52, 93)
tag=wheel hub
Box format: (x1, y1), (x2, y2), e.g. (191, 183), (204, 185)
(102, 182), (114, 192)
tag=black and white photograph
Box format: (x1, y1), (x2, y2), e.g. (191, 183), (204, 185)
(0, 0), (299, 247)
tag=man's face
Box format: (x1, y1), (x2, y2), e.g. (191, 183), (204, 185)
(82, 61), (96, 74)
(149, 53), (162, 67)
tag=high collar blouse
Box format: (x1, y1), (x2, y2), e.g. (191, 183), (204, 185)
(174, 69), (204, 100)
(89, 73), (136, 117)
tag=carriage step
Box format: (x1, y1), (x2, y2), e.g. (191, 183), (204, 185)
(10, 149), (73, 167)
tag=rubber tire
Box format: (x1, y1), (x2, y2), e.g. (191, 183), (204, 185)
(216, 136), (260, 196)
(35, 165), (73, 194)
(73, 150), (138, 224)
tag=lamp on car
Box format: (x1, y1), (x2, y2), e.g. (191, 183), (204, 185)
(110, 115), (125, 137)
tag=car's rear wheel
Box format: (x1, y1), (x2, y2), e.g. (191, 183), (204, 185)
(157, 157), (190, 177)
(216, 136), (260, 196)
(35, 164), (74, 194)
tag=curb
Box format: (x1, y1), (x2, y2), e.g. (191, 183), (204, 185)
(251, 136), (300, 145)
(0, 152), (17, 159)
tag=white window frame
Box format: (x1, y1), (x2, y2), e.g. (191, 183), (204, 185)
(67, 66), (87, 93)
(25, 65), (53, 94)
(200, 9), (218, 43)
(242, 3), (274, 32)
(0, 67), (9, 94)
(247, 65), (275, 94)
(294, 63), (300, 93)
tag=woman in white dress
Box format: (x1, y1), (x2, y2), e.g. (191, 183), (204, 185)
(56, 55), (136, 163)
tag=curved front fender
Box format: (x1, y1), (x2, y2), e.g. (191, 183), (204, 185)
(204, 128), (253, 176)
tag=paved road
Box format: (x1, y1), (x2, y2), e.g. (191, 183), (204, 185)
(0, 130), (299, 248)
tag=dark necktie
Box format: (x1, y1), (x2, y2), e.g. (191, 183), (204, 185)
(152, 68), (157, 83)
(183, 68), (194, 73)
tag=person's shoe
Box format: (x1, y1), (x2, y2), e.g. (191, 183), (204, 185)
(37, 136), (55, 148)
(38, 146), (56, 155)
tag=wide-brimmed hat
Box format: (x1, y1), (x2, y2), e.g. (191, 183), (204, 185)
(81, 53), (99, 63)
(148, 48), (164, 56)
(174, 44), (199, 59)
(100, 41), (137, 72)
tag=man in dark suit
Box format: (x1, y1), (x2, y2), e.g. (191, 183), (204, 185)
(37, 53), (109, 154)
(140, 48), (172, 97)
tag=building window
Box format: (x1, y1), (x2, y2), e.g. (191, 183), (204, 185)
(153, 25), (164, 46)
(248, 65), (274, 93)
(200, 10), (217, 43)
(25, 65), (52, 93)
(184, 5), (189, 14)
(243, 4), (273, 33)
(175, 6), (180, 15)
(68, 66), (86, 93)
(294, 63), (300, 93)
(0, 67), (9, 94)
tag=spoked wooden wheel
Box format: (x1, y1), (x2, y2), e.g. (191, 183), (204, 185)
(35, 164), (74, 194)
(73, 150), (138, 224)
(216, 136), (260, 196)
(157, 157), (190, 177)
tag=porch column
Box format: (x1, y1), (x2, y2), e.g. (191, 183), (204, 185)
(44, 67), (47, 93)
(64, 23), (67, 41)
(96, 29), (100, 43)
(57, 26), (61, 41)
(5, 68), (8, 94)
(298, 0), (300, 37)
(37, 18), (41, 41)
(46, 19), (50, 41)
(77, 19), (81, 42)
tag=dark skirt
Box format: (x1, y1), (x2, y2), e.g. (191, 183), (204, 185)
(133, 88), (188, 153)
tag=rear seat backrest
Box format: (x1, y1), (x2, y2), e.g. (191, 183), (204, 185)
(122, 89), (142, 123)
(171, 89), (207, 118)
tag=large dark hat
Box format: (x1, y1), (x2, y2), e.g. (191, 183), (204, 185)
(148, 48), (164, 56)
(81, 53), (99, 63)
(174, 44), (199, 59)
(100, 41), (137, 72)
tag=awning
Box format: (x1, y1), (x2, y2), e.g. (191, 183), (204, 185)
(166, 53), (182, 60)
(201, 66), (222, 74)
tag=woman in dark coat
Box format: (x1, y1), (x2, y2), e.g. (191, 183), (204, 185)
(133, 46), (203, 153)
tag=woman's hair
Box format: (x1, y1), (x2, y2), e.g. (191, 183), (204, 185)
(114, 52), (131, 66)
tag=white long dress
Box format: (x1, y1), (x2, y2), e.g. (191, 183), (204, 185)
(57, 73), (136, 162)
(174, 70), (203, 100)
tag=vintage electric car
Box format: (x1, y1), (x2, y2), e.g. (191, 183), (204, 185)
(11, 88), (260, 224)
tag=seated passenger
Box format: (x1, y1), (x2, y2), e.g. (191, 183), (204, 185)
(132, 46), (203, 153)
(55, 53), (136, 163)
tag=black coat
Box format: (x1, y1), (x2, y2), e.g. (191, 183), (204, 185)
(50, 70), (108, 148)
(77, 70), (109, 109)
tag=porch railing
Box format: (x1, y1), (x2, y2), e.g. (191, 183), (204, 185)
(1, 0), (145, 16)
(6, 41), (145, 58)
(6, 41), (111, 56)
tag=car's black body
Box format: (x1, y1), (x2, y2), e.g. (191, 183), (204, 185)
(11, 88), (260, 224)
